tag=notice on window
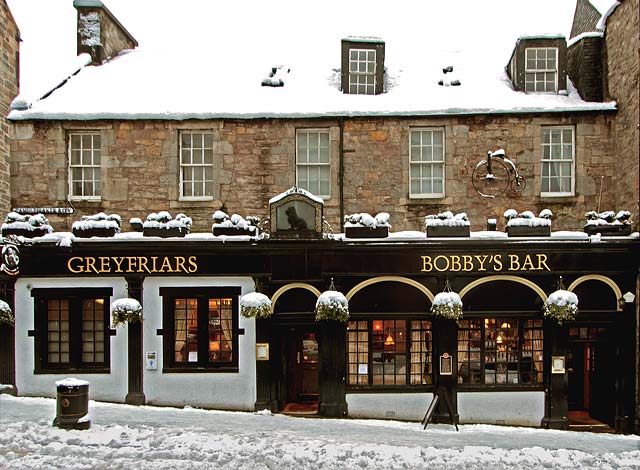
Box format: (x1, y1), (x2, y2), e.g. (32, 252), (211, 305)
(188, 351), (198, 362)
(439, 353), (453, 375)
(358, 363), (368, 375)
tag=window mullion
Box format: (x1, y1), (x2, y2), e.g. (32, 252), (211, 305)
(197, 296), (208, 366)
(70, 298), (82, 369)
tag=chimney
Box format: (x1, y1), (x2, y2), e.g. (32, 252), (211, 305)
(73, 0), (138, 65)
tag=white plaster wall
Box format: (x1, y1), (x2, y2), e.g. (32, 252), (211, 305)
(14, 277), (129, 402)
(142, 277), (256, 410)
(346, 393), (434, 421)
(458, 391), (545, 426)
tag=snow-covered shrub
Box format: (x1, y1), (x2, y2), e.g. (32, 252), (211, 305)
(111, 298), (143, 327)
(424, 211), (470, 227)
(584, 210), (632, 226)
(504, 209), (552, 227)
(0, 300), (14, 326)
(1, 212), (54, 234)
(212, 210), (257, 233)
(212, 210), (229, 224)
(315, 290), (349, 322)
(143, 211), (192, 231)
(240, 292), (272, 319)
(344, 212), (391, 228)
(543, 290), (578, 325)
(72, 212), (122, 233)
(430, 291), (463, 320)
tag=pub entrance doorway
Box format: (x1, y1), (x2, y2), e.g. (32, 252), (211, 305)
(283, 326), (319, 414)
(567, 325), (615, 430)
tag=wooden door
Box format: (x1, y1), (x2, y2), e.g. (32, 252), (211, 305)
(286, 329), (318, 403)
(568, 342), (585, 411)
(589, 338), (615, 426)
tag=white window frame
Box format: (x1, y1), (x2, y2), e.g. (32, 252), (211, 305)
(541, 126), (575, 197)
(179, 131), (215, 201)
(68, 131), (102, 201)
(409, 128), (445, 199)
(348, 48), (376, 95)
(525, 47), (558, 93)
(296, 129), (331, 199)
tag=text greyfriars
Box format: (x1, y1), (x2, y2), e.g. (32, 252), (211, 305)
(68, 256), (198, 274)
(420, 253), (550, 273)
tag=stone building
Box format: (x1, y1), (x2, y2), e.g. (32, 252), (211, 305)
(2, 0), (640, 433)
(6, 0), (635, 234)
(0, 0), (18, 216)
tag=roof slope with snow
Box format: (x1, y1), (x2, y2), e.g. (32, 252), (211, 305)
(7, 0), (616, 121)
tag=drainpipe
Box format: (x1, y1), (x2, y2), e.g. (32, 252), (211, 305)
(339, 117), (345, 224)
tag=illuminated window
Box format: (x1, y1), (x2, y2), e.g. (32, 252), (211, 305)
(347, 319), (432, 386)
(457, 318), (543, 385)
(161, 287), (239, 371)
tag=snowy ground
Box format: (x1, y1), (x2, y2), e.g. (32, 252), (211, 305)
(1, 395), (639, 469)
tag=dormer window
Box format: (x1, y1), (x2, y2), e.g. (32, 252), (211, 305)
(525, 47), (558, 92)
(506, 36), (566, 94)
(341, 37), (385, 95)
(349, 49), (376, 94)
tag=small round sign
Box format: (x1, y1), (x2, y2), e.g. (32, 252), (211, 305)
(442, 352), (449, 359)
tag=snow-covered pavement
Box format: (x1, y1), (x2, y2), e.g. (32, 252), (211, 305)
(1, 395), (639, 469)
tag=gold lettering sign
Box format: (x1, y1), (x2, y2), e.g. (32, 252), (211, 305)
(420, 254), (550, 273)
(68, 256), (198, 274)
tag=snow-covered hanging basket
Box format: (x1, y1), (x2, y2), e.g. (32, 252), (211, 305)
(315, 283), (349, 322)
(240, 292), (272, 319)
(111, 298), (143, 327)
(543, 290), (578, 325)
(0, 300), (14, 326)
(430, 281), (463, 320)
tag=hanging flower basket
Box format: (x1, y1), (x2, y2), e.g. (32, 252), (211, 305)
(0, 300), (14, 326)
(110, 298), (143, 327)
(430, 291), (463, 320)
(240, 292), (272, 319)
(543, 290), (578, 325)
(315, 289), (349, 323)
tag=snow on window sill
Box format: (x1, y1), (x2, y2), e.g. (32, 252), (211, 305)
(540, 192), (576, 200)
(69, 196), (101, 202)
(179, 196), (215, 203)
(409, 194), (445, 201)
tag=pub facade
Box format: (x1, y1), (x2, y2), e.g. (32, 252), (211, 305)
(2, 0), (639, 434)
(1, 190), (638, 432)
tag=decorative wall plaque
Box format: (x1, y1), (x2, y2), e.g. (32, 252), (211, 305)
(269, 187), (324, 239)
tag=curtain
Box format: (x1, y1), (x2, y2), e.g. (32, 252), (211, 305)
(410, 322), (428, 385)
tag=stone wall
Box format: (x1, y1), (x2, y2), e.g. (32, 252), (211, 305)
(605, 0), (639, 231)
(567, 35), (603, 102)
(10, 113), (616, 234)
(0, 0), (19, 217)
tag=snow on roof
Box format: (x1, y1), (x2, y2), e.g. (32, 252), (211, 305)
(588, 0), (619, 15)
(595, 1), (621, 30)
(6, 0), (615, 121)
